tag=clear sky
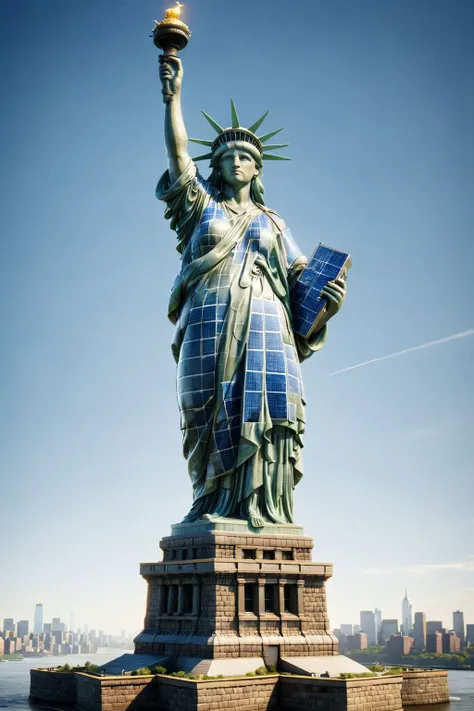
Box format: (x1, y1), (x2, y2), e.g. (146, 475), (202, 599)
(1, 0), (473, 636)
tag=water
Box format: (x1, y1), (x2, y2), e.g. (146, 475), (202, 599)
(0, 655), (473, 709)
(0, 650), (128, 709)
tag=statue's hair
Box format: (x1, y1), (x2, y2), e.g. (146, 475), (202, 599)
(207, 162), (265, 206)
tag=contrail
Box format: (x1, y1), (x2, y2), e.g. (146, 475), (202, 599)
(327, 329), (474, 376)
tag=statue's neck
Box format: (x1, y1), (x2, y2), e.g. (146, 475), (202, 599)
(221, 182), (252, 211)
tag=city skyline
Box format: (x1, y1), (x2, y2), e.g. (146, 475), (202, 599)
(2, 0), (473, 633)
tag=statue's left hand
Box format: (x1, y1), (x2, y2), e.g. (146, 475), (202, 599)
(321, 276), (346, 321)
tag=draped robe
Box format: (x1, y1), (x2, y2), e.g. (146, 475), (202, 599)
(157, 160), (327, 528)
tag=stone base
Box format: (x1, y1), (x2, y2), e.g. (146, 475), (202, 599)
(100, 653), (168, 675)
(30, 666), (449, 710)
(175, 655), (266, 676)
(280, 654), (374, 677)
(135, 522), (338, 661)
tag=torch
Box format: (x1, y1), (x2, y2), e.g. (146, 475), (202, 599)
(151, 3), (191, 104)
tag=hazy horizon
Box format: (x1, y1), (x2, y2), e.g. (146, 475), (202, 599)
(1, 0), (473, 634)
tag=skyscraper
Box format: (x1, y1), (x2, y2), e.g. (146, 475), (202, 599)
(402, 590), (412, 636)
(34, 601), (44, 635)
(453, 611), (465, 647)
(426, 621), (443, 635)
(17, 620), (29, 638)
(381, 619), (399, 643)
(3, 618), (14, 633)
(360, 611), (377, 645)
(413, 612), (427, 650)
(375, 609), (382, 645)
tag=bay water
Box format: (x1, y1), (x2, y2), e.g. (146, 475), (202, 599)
(1, 652), (472, 710)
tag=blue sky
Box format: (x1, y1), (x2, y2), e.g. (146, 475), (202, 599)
(1, 0), (473, 635)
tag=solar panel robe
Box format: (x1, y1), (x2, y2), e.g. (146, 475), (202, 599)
(157, 160), (327, 528)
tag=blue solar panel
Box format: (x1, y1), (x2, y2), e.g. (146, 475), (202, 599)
(247, 349), (264, 372)
(268, 392), (287, 419)
(266, 373), (286, 393)
(249, 330), (264, 349)
(265, 314), (280, 331)
(244, 391), (261, 422)
(265, 331), (282, 350)
(202, 305), (216, 321)
(246, 371), (263, 391)
(250, 313), (264, 331)
(266, 351), (285, 373)
(202, 337), (215, 355)
(291, 243), (351, 338)
(202, 355), (215, 373)
(202, 321), (216, 338)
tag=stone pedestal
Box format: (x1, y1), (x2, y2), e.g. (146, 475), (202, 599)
(134, 519), (338, 666)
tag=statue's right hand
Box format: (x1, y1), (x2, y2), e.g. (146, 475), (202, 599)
(159, 55), (183, 96)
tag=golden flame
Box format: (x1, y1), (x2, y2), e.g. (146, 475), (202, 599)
(164, 2), (183, 21)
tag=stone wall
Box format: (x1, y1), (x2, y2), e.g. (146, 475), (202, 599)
(76, 674), (277, 711)
(31, 667), (450, 711)
(193, 675), (279, 711)
(76, 673), (157, 711)
(30, 669), (76, 707)
(279, 675), (403, 711)
(401, 670), (449, 706)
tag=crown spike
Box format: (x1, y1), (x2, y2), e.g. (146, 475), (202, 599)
(262, 153), (291, 161)
(259, 127), (284, 143)
(201, 110), (224, 134)
(260, 143), (289, 151)
(193, 152), (213, 161)
(248, 111), (269, 134)
(230, 99), (240, 128)
(189, 138), (214, 146)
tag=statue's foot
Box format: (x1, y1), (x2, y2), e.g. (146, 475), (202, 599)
(249, 513), (266, 529)
(202, 513), (223, 521)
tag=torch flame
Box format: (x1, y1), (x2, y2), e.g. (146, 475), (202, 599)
(164, 2), (183, 21)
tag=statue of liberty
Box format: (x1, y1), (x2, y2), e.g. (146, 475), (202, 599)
(157, 55), (347, 529)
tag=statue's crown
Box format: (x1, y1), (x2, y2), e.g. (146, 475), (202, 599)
(189, 100), (290, 164)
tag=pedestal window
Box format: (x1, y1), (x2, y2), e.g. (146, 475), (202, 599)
(264, 584), (277, 613)
(284, 584), (297, 614)
(244, 583), (257, 613)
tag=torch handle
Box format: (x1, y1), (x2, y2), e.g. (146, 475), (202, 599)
(160, 47), (178, 104)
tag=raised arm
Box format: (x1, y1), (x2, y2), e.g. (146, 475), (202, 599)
(159, 56), (190, 182)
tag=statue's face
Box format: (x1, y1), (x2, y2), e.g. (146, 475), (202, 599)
(218, 149), (259, 188)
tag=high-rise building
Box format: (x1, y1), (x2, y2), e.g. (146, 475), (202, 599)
(69, 612), (76, 633)
(346, 632), (368, 651)
(34, 602), (44, 635)
(52, 617), (62, 631)
(340, 624), (353, 636)
(426, 621), (443, 635)
(3, 618), (14, 633)
(386, 635), (414, 656)
(402, 590), (412, 636)
(360, 611), (377, 645)
(375, 609), (382, 645)
(443, 630), (461, 653)
(426, 631), (443, 654)
(413, 612), (427, 650)
(17, 620), (29, 638)
(381, 619), (399, 643)
(466, 624), (474, 646)
(453, 611), (465, 647)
